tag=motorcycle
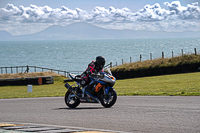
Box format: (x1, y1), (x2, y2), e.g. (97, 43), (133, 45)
(64, 68), (117, 108)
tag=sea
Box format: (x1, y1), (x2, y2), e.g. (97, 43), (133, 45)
(0, 38), (200, 73)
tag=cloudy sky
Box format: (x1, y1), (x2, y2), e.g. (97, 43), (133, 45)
(0, 0), (200, 35)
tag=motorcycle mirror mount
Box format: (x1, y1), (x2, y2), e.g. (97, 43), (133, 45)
(100, 73), (104, 78)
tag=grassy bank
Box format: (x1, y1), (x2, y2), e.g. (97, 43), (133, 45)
(0, 76), (68, 99)
(115, 72), (200, 96)
(0, 71), (61, 79)
(111, 54), (200, 72)
(0, 72), (199, 98)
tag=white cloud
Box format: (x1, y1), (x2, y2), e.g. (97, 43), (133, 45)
(0, 1), (200, 35)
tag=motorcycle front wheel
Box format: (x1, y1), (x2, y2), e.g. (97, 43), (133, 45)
(100, 89), (117, 108)
(65, 90), (80, 108)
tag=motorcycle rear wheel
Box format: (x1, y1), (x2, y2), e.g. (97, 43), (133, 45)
(65, 90), (80, 108)
(100, 89), (117, 108)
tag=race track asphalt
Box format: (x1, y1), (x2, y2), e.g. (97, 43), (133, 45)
(0, 96), (200, 133)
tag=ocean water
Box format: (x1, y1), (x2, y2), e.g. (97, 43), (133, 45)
(0, 38), (200, 73)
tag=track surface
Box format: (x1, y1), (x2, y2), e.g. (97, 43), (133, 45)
(0, 96), (200, 133)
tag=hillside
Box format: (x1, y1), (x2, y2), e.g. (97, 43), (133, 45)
(111, 54), (200, 79)
(0, 31), (13, 41)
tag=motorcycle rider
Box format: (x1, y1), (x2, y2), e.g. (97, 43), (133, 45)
(81, 56), (105, 97)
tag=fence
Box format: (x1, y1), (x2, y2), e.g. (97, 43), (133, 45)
(0, 65), (82, 78)
(0, 48), (198, 77)
(0, 63), (114, 78)
(112, 48), (199, 66)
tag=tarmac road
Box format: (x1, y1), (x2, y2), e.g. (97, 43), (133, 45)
(0, 96), (200, 133)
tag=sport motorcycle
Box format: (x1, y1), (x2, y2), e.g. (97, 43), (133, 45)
(64, 68), (117, 108)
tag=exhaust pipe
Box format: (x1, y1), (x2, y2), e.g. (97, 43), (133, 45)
(65, 83), (80, 99)
(65, 83), (73, 90)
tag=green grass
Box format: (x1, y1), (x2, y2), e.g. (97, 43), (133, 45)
(111, 54), (200, 72)
(0, 72), (200, 99)
(115, 72), (200, 96)
(0, 76), (69, 99)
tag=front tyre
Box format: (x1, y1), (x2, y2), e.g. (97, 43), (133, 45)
(100, 89), (117, 108)
(65, 90), (80, 108)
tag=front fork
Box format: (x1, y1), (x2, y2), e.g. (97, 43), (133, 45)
(103, 87), (113, 102)
(104, 87), (113, 95)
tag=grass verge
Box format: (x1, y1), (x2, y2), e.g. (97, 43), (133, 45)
(111, 54), (200, 72)
(115, 72), (200, 96)
(0, 72), (200, 99)
(0, 76), (68, 99)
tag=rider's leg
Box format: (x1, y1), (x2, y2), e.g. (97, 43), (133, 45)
(85, 80), (97, 97)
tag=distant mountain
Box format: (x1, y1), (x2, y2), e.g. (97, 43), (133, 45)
(0, 22), (200, 41)
(0, 31), (13, 41)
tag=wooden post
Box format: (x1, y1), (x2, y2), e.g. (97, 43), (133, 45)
(6, 67), (7, 74)
(172, 51), (174, 58)
(116, 62), (117, 66)
(110, 62), (112, 68)
(162, 52), (164, 59)
(26, 65), (29, 73)
(130, 57), (132, 63)
(34, 66), (36, 72)
(182, 49), (183, 56)
(16, 67), (18, 73)
(194, 48), (197, 55)
(65, 71), (67, 77)
(150, 53), (152, 60)
(11, 67), (13, 73)
(122, 59), (124, 65)
(140, 54), (142, 62)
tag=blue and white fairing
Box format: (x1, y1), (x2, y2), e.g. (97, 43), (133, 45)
(98, 71), (116, 86)
(69, 74), (76, 79)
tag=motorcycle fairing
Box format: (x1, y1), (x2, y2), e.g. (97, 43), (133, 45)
(69, 73), (76, 79)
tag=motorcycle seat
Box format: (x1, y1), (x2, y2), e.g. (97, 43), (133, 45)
(69, 73), (82, 82)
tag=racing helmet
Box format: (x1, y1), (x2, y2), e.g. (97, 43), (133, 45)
(95, 56), (105, 70)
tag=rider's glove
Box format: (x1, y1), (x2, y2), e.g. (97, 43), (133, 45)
(91, 73), (95, 76)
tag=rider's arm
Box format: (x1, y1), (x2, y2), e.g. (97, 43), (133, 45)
(86, 62), (95, 75)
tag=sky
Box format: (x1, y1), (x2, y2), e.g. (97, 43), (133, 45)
(0, 0), (200, 35)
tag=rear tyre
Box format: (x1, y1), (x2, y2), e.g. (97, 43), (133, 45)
(65, 90), (80, 108)
(100, 89), (117, 108)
